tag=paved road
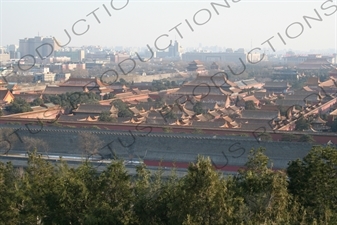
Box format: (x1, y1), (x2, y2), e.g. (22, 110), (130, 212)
(0, 153), (239, 178)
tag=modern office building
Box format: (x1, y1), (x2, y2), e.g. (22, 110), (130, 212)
(19, 36), (58, 59)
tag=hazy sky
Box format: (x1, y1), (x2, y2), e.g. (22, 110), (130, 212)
(0, 0), (336, 53)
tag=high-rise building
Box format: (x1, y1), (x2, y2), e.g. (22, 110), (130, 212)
(168, 40), (183, 58)
(19, 36), (58, 59)
(8, 45), (19, 59)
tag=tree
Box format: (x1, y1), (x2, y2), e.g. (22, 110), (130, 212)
(154, 97), (165, 108)
(84, 161), (134, 224)
(298, 134), (315, 143)
(43, 161), (99, 224)
(258, 132), (272, 141)
(7, 98), (33, 114)
(172, 156), (244, 224)
(331, 119), (337, 132)
(0, 128), (21, 154)
(78, 132), (104, 156)
(103, 93), (115, 100)
(193, 101), (204, 114)
(287, 145), (337, 223)
(280, 133), (298, 142)
(0, 162), (20, 224)
(235, 147), (305, 224)
(245, 100), (256, 110)
(17, 151), (60, 224)
(30, 98), (44, 106)
(43, 92), (99, 109)
(22, 137), (49, 155)
(98, 111), (116, 122)
(112, 99), (133, 118)
(295, 117), (310, 131)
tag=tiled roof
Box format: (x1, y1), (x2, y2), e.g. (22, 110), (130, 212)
(330, 109), (337, 116)
(243, 95), (259, 102)
(275, 99), (306, 107)
(199, 95), (228, 103)
(175, 85), (229, 96)
(306, 77), (320, 86)
(191, 121), (224, 128)
(43, 86), (85, 95)
(319, 79), (337, 88)
(74, 104), (113, 114)
(241, 110), (279, 119)
(0, 90), (11, 100)
(242, 79), (260, 86)
(60, 78), (100, 87)
(302, 86), (314, 92)
(264, 81), (290, 88)
(284, 94), (321, 101)
(58, 114), (95, 122)
(310, 116), (326, 124)
(239, 121), (274, 131)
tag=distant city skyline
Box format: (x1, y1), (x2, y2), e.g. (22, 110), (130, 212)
(1, 0), (336, 53)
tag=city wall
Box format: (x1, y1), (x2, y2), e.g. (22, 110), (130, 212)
(4, 127), (314, 169)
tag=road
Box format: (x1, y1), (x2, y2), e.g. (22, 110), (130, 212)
(0, 151), (240, 177)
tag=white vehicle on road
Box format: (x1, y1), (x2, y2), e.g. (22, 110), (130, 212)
(123, 159), (144, 165)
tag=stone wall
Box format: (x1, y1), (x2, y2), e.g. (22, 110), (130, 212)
(3, 126), (313, 169)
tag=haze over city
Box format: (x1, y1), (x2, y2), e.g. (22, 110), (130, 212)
(1, 0), (337, 53)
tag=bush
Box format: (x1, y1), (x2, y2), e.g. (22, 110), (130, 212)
(192, 128), (204, 134)
(280, 133), (298, 142)
(298, 134), (315, 143)
(162, 127), (173, 133)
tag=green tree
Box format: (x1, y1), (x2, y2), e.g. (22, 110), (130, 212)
(258, 132), (272, 141)
(298, 134), (315, 143)
(30, 98), (44, 106)
(154, 97), (165, 108)
(280, 133), (298, 142)
(193, 101), (204, 114)
(287, 145), (337, 223)
(119, 78), (129, 85)
(7, 98), (33, 114)
(173, 156), (244, 224)
(98, 111), (116, 122)
(17, 151), (60, 224)
(44, 161), (99, 224)
(43, 92), (99, 109)
(235, 147), (305, 224)
(245, 100), (256, 110)
(82, 161), (134, 224)
(295, 117), (310, 131)
(112, 99), (133, 118)
(331, 119), (337, 132)
(147, 98), (153, 102)
(162, 127), (173, 133)
(0, 162), (20, 224)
